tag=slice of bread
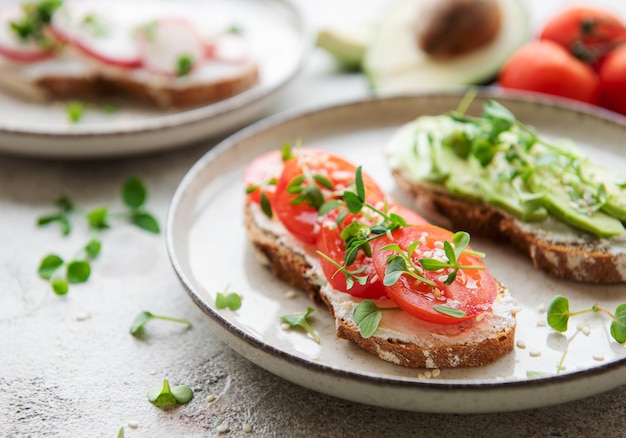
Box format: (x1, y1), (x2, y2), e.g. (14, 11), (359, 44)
(391, 169), (626, 284)
(245, 202), (517, 369)
(0, 2), (260, 108)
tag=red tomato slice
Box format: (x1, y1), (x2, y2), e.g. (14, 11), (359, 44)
(371, 224), (498, 325)
(498, 40), (600, 104)
(273, 149), (385, 245)
(317, 204), (427, 299)
(244, 149), (284, 206)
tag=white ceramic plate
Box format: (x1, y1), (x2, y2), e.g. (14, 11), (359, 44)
(0, 0), (310, 159)
(166, 91), (626, 413)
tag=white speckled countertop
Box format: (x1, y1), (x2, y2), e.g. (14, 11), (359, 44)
(2, 0), (626, 436)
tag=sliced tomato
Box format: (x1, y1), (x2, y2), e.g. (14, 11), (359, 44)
(273, 149), (385, 245)
(371, 224), (498, 325)
(244, 149), (284, 207)
(317, 204), (427, 299)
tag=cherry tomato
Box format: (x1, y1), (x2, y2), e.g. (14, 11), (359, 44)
(244, 149), (284, 207)
(598, 44), (626, 116)
(540, 6), (626, 68)
(499, 40), (600, 105)
(317, 204), (427, 299)
(371, 224), (498, 325)
(273, 149), (385, 245)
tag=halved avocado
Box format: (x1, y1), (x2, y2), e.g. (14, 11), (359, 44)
(363, 0), (530, 94)
(316, 23), (375, 69)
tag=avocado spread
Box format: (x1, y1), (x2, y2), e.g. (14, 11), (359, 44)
(388, 100), (626, 239)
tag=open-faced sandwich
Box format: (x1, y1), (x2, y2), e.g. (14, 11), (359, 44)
(244, 145), (517, 369)
(387, 99), (626, 283)
(0, 0), (259, 107)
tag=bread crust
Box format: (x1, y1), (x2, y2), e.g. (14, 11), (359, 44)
(2, 60), (259, 108)
(244, 202), (517, 369)
(392, 169), (626, 284)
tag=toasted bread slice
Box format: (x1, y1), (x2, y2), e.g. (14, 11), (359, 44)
(245, 202), (517, 369)
(392, 169), (626, 284)
(0, 54), (259, 108)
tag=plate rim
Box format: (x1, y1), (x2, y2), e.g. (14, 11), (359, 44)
(166, 90), (626, 410)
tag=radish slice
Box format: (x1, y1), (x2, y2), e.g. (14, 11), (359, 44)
(50, 4), (141, 69)
(138, 18), (206, 76)
(209, 33), (251, 63)
(0, 6), (57, 62)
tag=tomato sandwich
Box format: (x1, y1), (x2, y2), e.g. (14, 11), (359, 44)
(244, 145), (517, 369)
(0, 0), (259, 108)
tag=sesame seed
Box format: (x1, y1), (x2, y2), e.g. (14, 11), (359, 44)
(434, 241), (444, 249)
(216, 423), (229, 433)
(431, 368), (441, 377)
(127, 421), (139, 429)
(284, 290), (297, 299)
(243, 423), (253, 433)
(418, 373), (426, 379)
(281, 323), (291, 331)
(529, 350), (542, 357)
(583, 326), (591, 336)
(593, 353), (605, 361)
(75, 312), (90, 321)
(536, 320), (547, 327)
(537, 303), (546, 313)
(206, 394), (216, 403)
(516, 340), (526, 349)
(424, 371), (432, 378)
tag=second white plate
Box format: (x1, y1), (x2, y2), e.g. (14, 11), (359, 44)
(167, 91), (626, 413)
(0, 0), (310, 158)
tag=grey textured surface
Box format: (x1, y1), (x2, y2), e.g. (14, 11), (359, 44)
(3, 1), (626, 436)
(2, 143), (626, 438)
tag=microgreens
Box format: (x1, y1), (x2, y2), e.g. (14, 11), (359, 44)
(317, 166), (410, 283)
(10, 0), (61, 45)
(81, 14), (110, 37)
(420, 231), (485, 285)
(547, 295), (626, 343)
(66, 101), (85, 123)
(117, 427), (125, 438)
(147, 379), (193, 409)
(280, 307), (320, 343)
(315, 250), (368, 290)
(215, 287), (242, 311)
(129, 311), (192, 336)
(176, 54), (194, 77)
(36, 176), (159, 294)
(352, 300), (400, 338)
(36, 195), (74, 235)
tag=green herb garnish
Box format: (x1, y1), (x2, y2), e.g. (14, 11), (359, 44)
(280, 307), (320, 343)
(147, 379), (193, 409)
(352, 300), (400, 338)
(10, 0), (61, 45)
(36, 176), (159, 294)
(547, 295), (626, 343)
(215, 288), (242, 311)
(176, 54), (193, 77)
(130, 311), (192, 336)
(66, 101), (85, 123)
